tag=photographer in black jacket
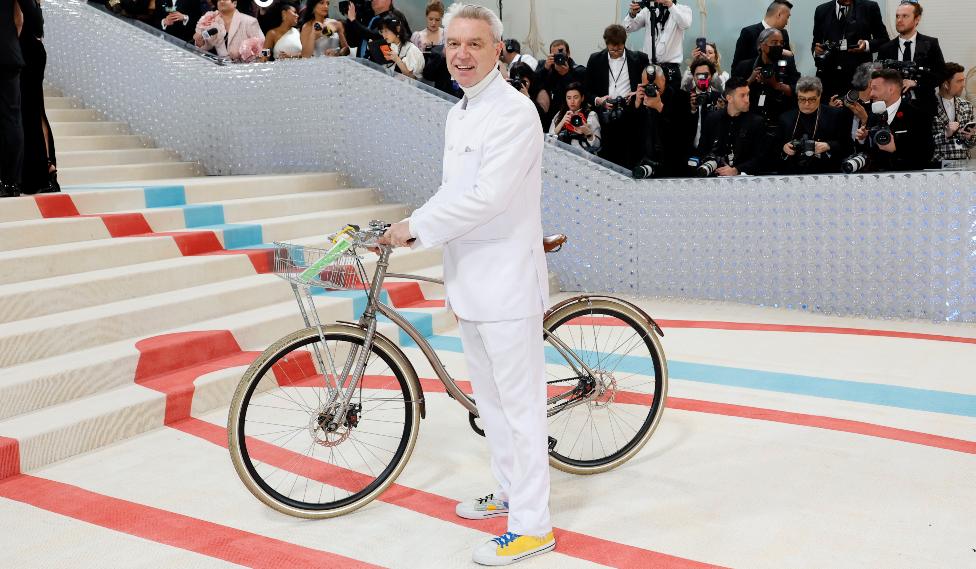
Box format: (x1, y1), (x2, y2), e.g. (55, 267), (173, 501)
(875, 1), (944, 118)
(811, 0), (888, 99)
(778, 77), (850, 174)
(584, 24), (648, 169)
(687, 57), (726, 151)
(697, 77), (769, 176)
(633, 64), (692, 178)
(733, 28), (799, 128)
(536, 39), (586, 131)
(852, 68), (934, 172)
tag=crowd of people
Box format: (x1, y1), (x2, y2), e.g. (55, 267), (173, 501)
(3, 0), (974, 197)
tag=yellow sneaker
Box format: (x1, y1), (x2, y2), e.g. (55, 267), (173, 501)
(472, 531), (556, 566)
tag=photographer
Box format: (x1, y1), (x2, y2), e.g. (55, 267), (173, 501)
(733, 28), (799, 126)
(932, 62), (976, 164)
(155, 0), (200, 42)
(633, 64), (692, 178)
(876, 1), (944, 117)
(623, 0), (691, 91)
(550, 83), (601, 154)
(509, 62), (548, 129)
(778, 77), (850, 174)
(344, 0), (410, 59)
(584, 24), (649, 169)
(535, 39), (586, 130)
(811, 0), (889, 100)
(499, 38), (538, 76)
(853, 68), (933, 171)
(683, 42), (728, 91)
(697, 77), (769, 176)
(300, 0), (349, 57)
(732, 1), (793, 72)
(686, 57), (725, 149)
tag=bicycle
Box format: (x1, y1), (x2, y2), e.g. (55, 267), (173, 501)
(228, 221), (668, 519)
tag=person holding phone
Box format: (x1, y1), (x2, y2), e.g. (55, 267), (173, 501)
(932, 62), (976, 164)
(375, 13), (424, 78)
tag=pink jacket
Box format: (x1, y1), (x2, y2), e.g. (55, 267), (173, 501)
(196, 11), (264, 62)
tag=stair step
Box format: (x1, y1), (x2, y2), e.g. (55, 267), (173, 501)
(43, 96), (80, 109)
(42, 86), (63, 97)
(50, 121), (129, 137)
(57, 162), (204, 185)
(56, 148), (179, 168)
(47, 108), (101, 122)
(56, 135), (152, 152)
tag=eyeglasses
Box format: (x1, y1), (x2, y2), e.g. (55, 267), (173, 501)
(797, 96), (820, 103)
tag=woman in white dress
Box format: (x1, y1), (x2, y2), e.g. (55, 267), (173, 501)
(261, 2), (301, 60)
(409, 0), (444, 51)
(376, 14), (424, 79)
(299, 0), (349, 57)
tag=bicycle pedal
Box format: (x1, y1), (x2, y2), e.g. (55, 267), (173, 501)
(548, 436), (557, 452)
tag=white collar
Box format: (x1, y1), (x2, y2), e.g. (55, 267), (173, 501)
(761, 19), (772, 29)
(899, 32), (918, 44)
(461, 66), (500, 102)
(886, 98), (902, 122)
(608, 52), (626, 66)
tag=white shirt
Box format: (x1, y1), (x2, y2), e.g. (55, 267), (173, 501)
(623, 3), (692, 65)
(607, 54), (631, 98)
(899, 33), (918, 61)
(387, 41), (425, 76)
(941, 97), (956, 123)
(885, 98), (902, 125)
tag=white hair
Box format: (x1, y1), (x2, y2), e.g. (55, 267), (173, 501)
(443, 3), (504, 43)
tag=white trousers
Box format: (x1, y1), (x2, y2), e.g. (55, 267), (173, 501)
(458, 314), (552, 537)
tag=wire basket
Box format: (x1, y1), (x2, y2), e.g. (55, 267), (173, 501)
(273, 242), (365, 291)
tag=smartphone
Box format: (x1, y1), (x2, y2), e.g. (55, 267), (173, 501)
(963, 121), (976, 131)
(695, 37), (707, 54)
(260, 48), (271, 58)
(380, 44), (392, 57)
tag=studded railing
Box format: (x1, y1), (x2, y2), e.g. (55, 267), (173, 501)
(44, 0), (976, 322)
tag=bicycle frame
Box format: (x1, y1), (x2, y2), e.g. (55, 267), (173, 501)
(301, 244), (601, 423)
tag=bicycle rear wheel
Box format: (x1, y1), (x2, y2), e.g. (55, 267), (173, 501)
(227, 325), (421, 518)
(543, 298), (667, 474)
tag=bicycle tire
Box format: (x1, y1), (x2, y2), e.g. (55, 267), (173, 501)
(543, 298), (668, 475)
(228, 325), (422, 519)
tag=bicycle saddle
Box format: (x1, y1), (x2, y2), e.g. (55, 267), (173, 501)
(543, 234), (567, 253)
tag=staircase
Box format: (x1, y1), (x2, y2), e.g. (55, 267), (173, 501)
(0, 89), (475, 478)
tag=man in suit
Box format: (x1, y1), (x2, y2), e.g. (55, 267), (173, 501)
(777, 76), (851, 174)
(155, 0), (201, 42)
(584, 24), (649, 169)
(193, 0), (264, 61)
(1, 0), (33, 197)
(380, 4), (555, 566)
(876, 1), (944, 117)
(633, 64), (692, 177)
(698, 76), (770, 176)
(811, 0), (889, 99)
(932, 62), (976, 163)
(731, 0), (793, 72)
(733, 28), (800, 129)
(855, 68), (933, 171)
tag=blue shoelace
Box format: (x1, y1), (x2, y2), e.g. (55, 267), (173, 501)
(492, 532), (521, 548)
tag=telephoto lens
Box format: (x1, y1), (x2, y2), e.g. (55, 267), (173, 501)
(570, 114), (584, 128)
(696, 159), (719, 177)
(842, 153), (869, 174)
(632, 162), (656, 179)
(553, 53), (567, 66)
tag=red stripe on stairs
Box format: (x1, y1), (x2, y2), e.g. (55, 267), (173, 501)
(93, 213), (154, 237)
(0, 474), (386, 569)
(382, 281), (444, 309)
(0, 437), (20, 479)
(33, 194), (80, 217)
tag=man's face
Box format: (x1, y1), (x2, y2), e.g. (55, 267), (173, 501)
(895, 5), (919, 35)
(607, 43), (625, 60)
(372, 0), (391, 14)
(217, 0), (235, 12)
(770, 6), (791, 29)
(870, 77), (898, 105)
(797, 90), (821, 114)
(729, 86), (750, 113)
(445, 16), (503, 88)
(837, 0), (853, 6)
(945, 71), (966, 97)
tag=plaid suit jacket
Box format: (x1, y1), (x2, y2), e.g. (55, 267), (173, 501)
(932, 97), (975, 161)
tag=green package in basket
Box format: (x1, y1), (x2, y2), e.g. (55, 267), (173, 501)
(299, 234), (353, 282)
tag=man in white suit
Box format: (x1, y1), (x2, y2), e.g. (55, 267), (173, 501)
(379, 3), (554, 566)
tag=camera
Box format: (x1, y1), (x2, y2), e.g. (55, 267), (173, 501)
(816, 40), (842, 60)
(569, 113), (585, 128)
(508, 77), (526, 92)
(504, 39), (519, 53)
(842, 153), (870, 174)
(643, 82), (659, 98)
(842, 88), (862, 106)
(313, 22), (333, 34)
(604, 96), (628, 122)
(553, 52), (567, 67)
(790, 136), (816, 158)
(759, 65), (776, 80)
(696, 156), (726, 177)
(260, 48), (271, 58)
(881, 60), (928, 81)
(869, 123), (892, 146)
(201, 27), (220, 40)
(642, 65), (658, 97)
(632, 159), (660, 179)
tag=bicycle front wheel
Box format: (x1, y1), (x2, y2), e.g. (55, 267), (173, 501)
(543, 298), (667, 474)
(227, 325), (421, 518)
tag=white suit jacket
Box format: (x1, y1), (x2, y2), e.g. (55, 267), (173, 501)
(197, 11), (264, 61)
(409, 73), (549, 323)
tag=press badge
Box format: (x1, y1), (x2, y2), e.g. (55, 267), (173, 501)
(758, 94), (767, 107)
(839, 39), (848, 51)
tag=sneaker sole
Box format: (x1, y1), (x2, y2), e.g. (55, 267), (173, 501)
(474, 540), (556, 566)
(456, 510), (509, 520)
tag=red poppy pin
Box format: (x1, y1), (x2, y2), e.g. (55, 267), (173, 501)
(896, 111), (904, 119)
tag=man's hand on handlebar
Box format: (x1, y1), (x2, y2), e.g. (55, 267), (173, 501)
(379, 220), (414, 248)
